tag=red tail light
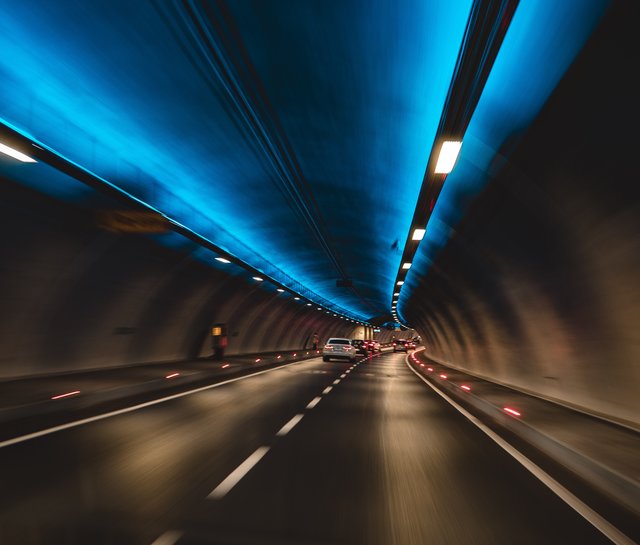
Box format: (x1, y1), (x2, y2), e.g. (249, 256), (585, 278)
(324, 345), (334, 350)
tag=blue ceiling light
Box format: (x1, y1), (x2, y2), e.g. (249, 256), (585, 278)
(390, 0), (523, 323)
(397, 0), (610, 318)
(0, 0), (474, 323)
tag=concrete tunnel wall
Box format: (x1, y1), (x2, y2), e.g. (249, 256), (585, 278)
(404, 5), (639, 428)
(0, 178), (363, 379)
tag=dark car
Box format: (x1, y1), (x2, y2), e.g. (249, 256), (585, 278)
(393, 339), (408, 352)
(351, 339), (369, 355)
(369, 340), (382, 353)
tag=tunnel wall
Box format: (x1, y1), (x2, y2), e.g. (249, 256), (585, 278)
(0, 178), (356, 379)
(404, 5), (639, 427)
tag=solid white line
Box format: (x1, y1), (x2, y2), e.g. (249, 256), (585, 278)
(208, 446), (270, 500)
(405, 358), (636, 545)
(276, 414), (304, 437)
(332, 379), (340, 385)
(0, 359), (310, 449)
(306, 396), (322, 409)
(150, 530), (183, 545)
(322, 386), (333, 395)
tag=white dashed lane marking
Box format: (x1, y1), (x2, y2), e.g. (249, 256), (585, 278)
(306, 396), (322, 409)
(276, 414), (305, 437)
(208, 447), (270, 500)
(150, 530), (183, 545)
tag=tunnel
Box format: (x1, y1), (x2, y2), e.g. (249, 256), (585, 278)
(0, 1), (638, 544)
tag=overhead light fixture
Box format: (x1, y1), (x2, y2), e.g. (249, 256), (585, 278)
(434, 140), (462, 174)
(393, 292), (399, 296)
(252, 276), (264, 282)
(294, 297), (300, 300)
(215, 257), (231, 263)
(276, 288), (284, 292)
(306, 303), (312, 306)
(317, 308), (322, 310)
(397, 281), (404, 286)
(0, 142), (37, 163)
(412, 228), (426, 241)
(402, 262), (412, 270)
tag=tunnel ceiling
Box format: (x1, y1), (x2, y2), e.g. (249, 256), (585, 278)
(0, 0), (611, 324)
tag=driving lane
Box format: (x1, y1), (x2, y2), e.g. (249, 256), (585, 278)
(0, 353), (616, 544)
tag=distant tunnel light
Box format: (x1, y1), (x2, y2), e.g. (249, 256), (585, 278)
(0, 142), (37, 162)
(252, 276), (264, 282)
(215, 257), (230, 264)
(402, 262), (412, 270)
(412, 228), (426, 241)
(503, 407), (521, 417)
(434, 140), (462, 174)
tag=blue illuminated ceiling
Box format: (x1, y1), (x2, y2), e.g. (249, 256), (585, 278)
(0, 0), (610, 324)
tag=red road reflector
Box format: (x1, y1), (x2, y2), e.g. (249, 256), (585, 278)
(221, 363), (230, 369)
(427, 367), (433, 372)
(439, 374), (447, 379)
(255, 358), (261, 363)
(503, 407), (521, 417)
(460, 385), (471, 391)
(165, 372), (180, 379)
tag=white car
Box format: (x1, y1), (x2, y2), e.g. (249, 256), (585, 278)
(322, 338), (357, 362)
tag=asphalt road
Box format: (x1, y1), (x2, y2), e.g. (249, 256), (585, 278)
(0, 352), (616, 545)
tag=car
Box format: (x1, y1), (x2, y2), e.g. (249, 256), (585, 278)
(350, 339), (369, 355)
(393, 339), (408, 352)
(323, 338), (357, 362)
(368, 340), (381, 353)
